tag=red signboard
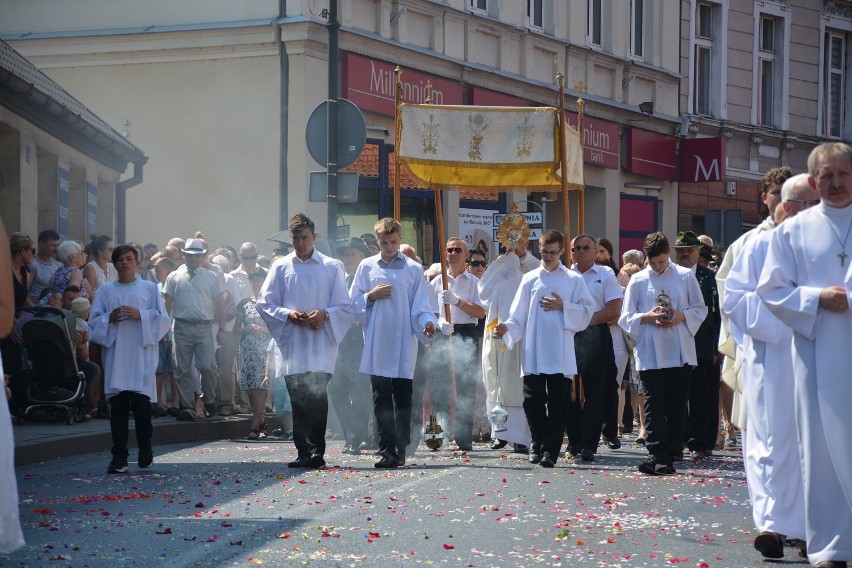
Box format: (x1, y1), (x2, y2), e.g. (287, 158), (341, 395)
(679, 137), (726, 182)
(341, 52), (463, 117)
(468, 87), (527, 107)
(566, 112), (620, 170)
(626, 128), (678, 181)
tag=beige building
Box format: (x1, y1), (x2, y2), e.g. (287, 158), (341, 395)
(0, 39), (145, 242)
(678, 0), (851, 245)
(1, 0), (684, 260)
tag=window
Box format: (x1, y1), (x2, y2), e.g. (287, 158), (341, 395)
(630, 0), (644, 58)
(469, 0), (487, 12)
(758, 16), (777, 127)
(588, 0), (601, 46)
(692, 1), (724, 117)
(528, 0), (543, 29)
(825, 32), (847, 138)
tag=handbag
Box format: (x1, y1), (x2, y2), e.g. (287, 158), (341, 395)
(223, 289), (237, 322)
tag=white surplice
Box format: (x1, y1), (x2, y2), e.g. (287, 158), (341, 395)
(349, 252), (436, 379)
(723, 231), (805, 540)
(0, 357), (24, 554)
(502, 263), (594, 378)
(618, 260), (707, 371)
(256, 249), (351, 375)
(478, 252), (539, 444)
(716, 217), (774, 429)
(758, 202), (852, 564)
(89, 278), (171, 401)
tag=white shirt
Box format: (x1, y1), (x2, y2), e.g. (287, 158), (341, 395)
(429, 269), (483, 324)
(502, 263), (595, 377)
(350, 252), (437, 379)
(619, 260), (707, 370)
(256, 248), (351, 375)
(570, 263), (623, 312)
(88, 278), (171, 400)
(163, 265), (224, 321)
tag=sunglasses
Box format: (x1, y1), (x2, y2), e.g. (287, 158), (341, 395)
(446, 247), (465, 254)
(571, 245), (593, 252)
(241, 255), (259, 261)
(541, 249), (562, 256)
(786, 199), (820, 207)
(468, 260), (487, 268)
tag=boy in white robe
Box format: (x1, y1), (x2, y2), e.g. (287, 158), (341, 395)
(758, 142), (852, 567)
(349, 218), (444, 468)
(495, 230), (595, 468)
(89, 245), (171, 474)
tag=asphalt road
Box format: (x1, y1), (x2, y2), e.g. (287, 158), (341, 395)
(5, 435), (806, 567)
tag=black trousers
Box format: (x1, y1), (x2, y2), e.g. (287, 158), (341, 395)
(640, 365), (692, 464)
(371, 376), (413, 458)
(685, 358), (721, 452)
(407, 342), (429, 455)
(567, 324), (614, 453)
(523, 373), (571, 460)
(109, 391), (153, 459)
(428, 325), (479, 446)
(329, 327), (372, 447)
(286, 372), (332, 458)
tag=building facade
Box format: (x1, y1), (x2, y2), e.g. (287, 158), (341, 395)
(8, 0), (814, 259)
(678, 0), (851, 245)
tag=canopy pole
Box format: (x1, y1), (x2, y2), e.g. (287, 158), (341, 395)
(433, 186), (452, 323)
(557, 73), (571, 258)
(393, 66), (403, 221)
(576, 82), (586, 236)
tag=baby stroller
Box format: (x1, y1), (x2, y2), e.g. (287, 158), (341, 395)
(15, 306), (87, 425)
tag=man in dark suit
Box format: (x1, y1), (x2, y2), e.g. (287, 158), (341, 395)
(674, 231), (722, 461)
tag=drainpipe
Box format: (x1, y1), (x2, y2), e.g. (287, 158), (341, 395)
(115, 161), (143, 244)
(278, 0), (289, 229)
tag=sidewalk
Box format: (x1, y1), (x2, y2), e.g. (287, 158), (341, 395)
(12, 411), (253, 466)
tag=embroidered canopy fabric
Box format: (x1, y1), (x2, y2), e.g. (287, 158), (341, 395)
(561, 119), (584, 190)
(397, 104), (562, 192)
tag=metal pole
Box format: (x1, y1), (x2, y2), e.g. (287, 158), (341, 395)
(541, 196), (548, 232)
(326, 0), (340, 243)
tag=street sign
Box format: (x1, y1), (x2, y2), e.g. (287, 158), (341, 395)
(309, 171), (359, 203)
(493, 212), (543, 226)
(305, 98), (366, 168)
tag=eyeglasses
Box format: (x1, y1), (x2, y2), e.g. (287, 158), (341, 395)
(241, 255), (258, 261)
(446, 247), (465, 254)
(571, 245), (593, 252)
(787, 199), (821, 207)
(468, 260), (486, 268)
(541, 249), (562, 256)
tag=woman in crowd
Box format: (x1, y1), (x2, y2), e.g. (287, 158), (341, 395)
(83, 235), (116, 302)
(51, 240), (91, 298)
(233, 268), (271, 439)
(1, 233), (35, 384)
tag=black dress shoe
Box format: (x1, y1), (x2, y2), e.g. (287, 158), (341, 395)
(512, 444), (529, 454)
(753, 531), (785, 559)
(528, 452), (543, 464)
(812, 561), (847, 568)
(577, 449), (594, 462)
(374, 454), (399, 469)
(308, 454), (326, 468)
(455, 442), (473, 452)
(397, 454), (406, 467)
(490, 439), (508, 450)
(539, 453), (555, 468)
(288, 456), (311, 468)
(603, 436), (622, 450)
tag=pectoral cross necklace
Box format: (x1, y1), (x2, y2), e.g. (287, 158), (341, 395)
(824, 213), (852, 267)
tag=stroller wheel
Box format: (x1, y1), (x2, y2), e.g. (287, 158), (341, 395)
(66, 409), (74, 425)
(46, 409), (58, 423)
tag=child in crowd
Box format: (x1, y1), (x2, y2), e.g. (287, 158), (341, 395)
(153, 256), (179, 417)
(265, 339), (293, 439)
(89, 245), (170, 474)
(70, 296), (101, 421)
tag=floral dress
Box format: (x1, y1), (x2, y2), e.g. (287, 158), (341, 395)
(237, 297), (272, 390)
(50, 265), (89, 298)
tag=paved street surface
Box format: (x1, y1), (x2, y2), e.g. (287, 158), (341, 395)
(5, 433), (807, 567)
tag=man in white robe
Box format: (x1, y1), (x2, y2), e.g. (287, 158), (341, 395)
(257, 214), (351, 469)
(478, 244), (539, 451)
(724, 174), (817, 559)
(89, 245), (171, 474)
(716, 167), (793, 439)
(349, 218), (444, 468)
(495, 230), (595, 468)
(758, 143), (852, 568)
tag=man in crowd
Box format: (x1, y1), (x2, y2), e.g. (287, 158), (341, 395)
(758, 142), (852, 568)
(619, 232), (706, 476)
(716, 167), (794, 444)
(673, 230), (721, 461)
(566, 234), (622, 462)
(257, 213), (351, 469)
(495, 229), (594, 468)
(28, 229), (61, 304)
(350, 218), (442, 468)
(724, 173), (818, 560)
(430, 237), (486, 452)
(163, 237), (226, 420)
(329, 237), (373, 454)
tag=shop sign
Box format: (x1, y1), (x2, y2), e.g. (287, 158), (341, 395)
(679, 137), (726, 182)
(625, 128), (677, 181)
(565, 112), (619, 169)
(469, 87), (527, 107)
